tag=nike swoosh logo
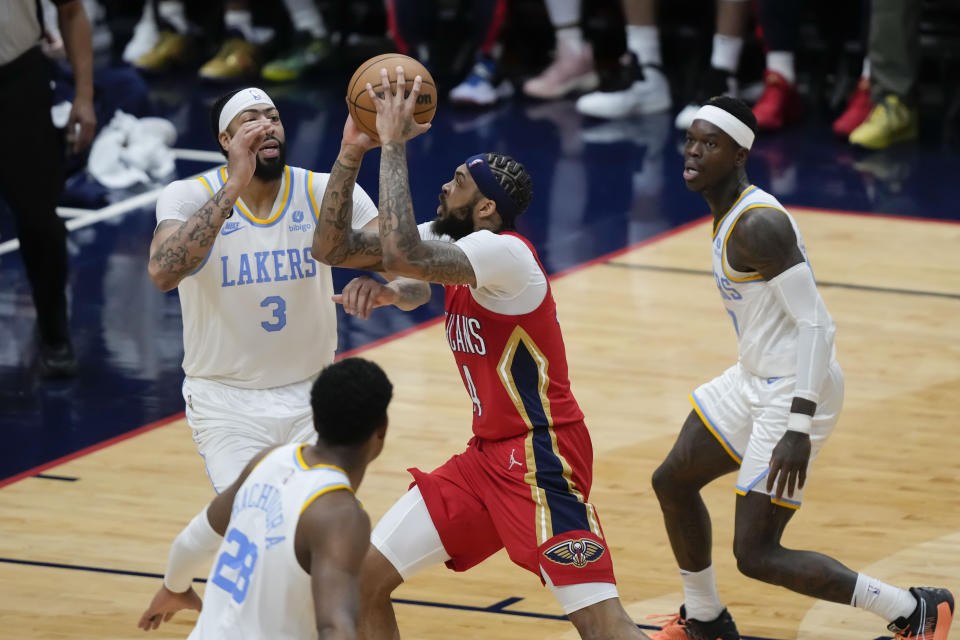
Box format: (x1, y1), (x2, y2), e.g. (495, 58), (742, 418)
(222, 226), (244, 235)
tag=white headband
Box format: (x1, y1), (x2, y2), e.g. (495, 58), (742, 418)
(218, 87), (276, 133)
(692, 104), (755, 150)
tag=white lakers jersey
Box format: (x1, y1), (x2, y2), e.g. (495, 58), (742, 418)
(189, 443), (354, 640)
(711, 185), (835, 377)
(155, 165), (377, 388)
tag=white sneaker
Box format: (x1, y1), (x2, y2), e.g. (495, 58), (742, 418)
(123, 3), (159, 63)
(523, 41), (598, 100)
(575, 66), (671, 119)
(449, 58), (514, 106)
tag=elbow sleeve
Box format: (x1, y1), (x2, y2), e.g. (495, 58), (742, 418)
(163, 506), (223, 593)
(768, 263), (835, 404)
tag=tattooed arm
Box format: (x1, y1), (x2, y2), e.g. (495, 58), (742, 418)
(149, 118), (272, 291)
(148, 185), (240, 292)
(378, 142), (478, 286)
(312, 116), (384, 269)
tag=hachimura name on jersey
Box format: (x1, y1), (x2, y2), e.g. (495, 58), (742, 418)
(190, 444), (354, 640)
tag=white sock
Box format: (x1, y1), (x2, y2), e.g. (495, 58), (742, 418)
(283, 0), (326, 38)
(556, 26), (586, 53)
(860, 57), (870, 80)
(710, 34), (743, 74)
(158, 0), (188, 35)
(627, 24), (661, 67)
(766, 51), (795, 84)
(224, 9), (256, 41)
(544, 0), (581, 27)
(850, 574), (917, 622)
(680, 565), (724, 622)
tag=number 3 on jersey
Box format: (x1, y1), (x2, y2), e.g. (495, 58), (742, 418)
(212, 528), (259, 603)
(462, 364), (482, 416)
(260, 295), (287, 332)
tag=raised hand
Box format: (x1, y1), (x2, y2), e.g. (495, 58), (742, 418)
(366, 66), (432, 145)
(226, 120), (273, 189)
(341, 112), (379, 152)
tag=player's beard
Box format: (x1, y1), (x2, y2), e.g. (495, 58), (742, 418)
(254, 139), (286, 181)
(432, 194), (479, 240)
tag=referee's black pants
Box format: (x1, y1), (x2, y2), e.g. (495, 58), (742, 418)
(0, 46), (70, 346)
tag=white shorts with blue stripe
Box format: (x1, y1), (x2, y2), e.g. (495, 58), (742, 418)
(689, 360), (844, 509)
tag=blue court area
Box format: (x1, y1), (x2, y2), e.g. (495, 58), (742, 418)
(1, 71), (958, 482)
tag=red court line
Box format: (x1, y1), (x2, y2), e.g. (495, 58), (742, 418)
(0, 412), (185, 490)
(2, 205), (948, 489)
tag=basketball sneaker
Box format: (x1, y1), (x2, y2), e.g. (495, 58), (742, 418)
(523, 40), (598, 100)
(449, 57), (514, 107)
(133, 31), (192, 73)
(122, 12), (159, 64)
(751, 70), (803, 131)
(261, 32), (330, 82)
(648, 605), (741, 640)
(575, 54), (671, 119)
(887, 587), (954, 639)
(848, 94), (918, 150)
(199, 36), (261, 81)
(832, 76), (872, 137)
(674, 66), (737, 130)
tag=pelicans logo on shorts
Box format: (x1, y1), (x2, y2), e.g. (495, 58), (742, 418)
(543, 538), (605, 568)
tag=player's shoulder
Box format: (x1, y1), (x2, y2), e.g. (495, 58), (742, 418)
(733, 206), (797, 255)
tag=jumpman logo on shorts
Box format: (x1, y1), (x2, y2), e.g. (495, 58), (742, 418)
(508, 448), (523, 471)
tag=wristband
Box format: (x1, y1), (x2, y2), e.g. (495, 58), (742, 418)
(787, 412), (812, 435)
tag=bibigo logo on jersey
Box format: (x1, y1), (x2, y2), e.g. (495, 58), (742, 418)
(289, 209), (312, 232)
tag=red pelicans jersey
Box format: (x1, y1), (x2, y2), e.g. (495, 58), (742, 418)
(443, 232), (584, 441)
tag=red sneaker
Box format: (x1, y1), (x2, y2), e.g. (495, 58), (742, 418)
(833, 77), (872, 137)
(751, 70), (803, 131)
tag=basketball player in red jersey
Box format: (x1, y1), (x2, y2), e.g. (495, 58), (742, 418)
(313, 67), (650, 639)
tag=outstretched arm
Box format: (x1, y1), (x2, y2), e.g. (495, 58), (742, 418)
(138, 449), (273, 631)
(728, 208), (835, 500)
(312, 116), (384, 269)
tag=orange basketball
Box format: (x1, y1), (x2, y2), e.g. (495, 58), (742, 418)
(347, 53), (437, 143)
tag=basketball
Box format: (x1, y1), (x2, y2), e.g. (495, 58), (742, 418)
(347, 53), (438, 142)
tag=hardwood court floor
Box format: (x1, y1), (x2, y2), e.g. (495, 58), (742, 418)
(1, 210), (957, 640)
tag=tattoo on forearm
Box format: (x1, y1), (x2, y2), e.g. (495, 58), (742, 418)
(150, 188), (234, 279)
(378, 143), (475, 285)
(392, 278), (432, 310)
(316, 151), (383, 265)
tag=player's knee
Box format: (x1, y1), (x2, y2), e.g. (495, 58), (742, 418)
(733, 538), (772, 581)
(651, 461), (680, 502)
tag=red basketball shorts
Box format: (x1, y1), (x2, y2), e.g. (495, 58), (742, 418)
(408, 420), (616, 587)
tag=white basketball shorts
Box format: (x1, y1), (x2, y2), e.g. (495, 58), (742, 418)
(689, 360), (844, 508)
(182, 375), (316, 493)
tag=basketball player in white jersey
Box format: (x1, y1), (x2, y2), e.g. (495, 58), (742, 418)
(138, 357), (392, 639)
(647, 96), (954, 640)
(148, 87), (420, 493)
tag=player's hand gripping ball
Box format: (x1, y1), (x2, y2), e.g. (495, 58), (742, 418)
(347, 53), (437, 143)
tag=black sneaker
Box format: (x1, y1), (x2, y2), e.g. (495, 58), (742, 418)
(887, 587), (955, 639)
(673, 66), (737, 130)
(39, 338), (77, 378)
(649, 604), (741, 640)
